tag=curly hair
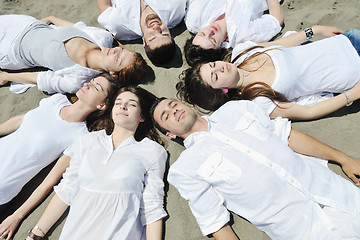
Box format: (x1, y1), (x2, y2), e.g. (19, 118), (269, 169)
(184, 36), (230, 67)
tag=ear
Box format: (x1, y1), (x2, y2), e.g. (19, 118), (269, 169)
(165, 132), (177, 139)
(142, 37), (146, 48)
(139, 117), (145, 123)
(96, 103), (107, 111)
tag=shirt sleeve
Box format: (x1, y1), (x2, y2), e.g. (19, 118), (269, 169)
(37, 68), (98, 94)
(140, 147), (168, 226)
(252, 96), (277, 116)
(53, 138), (83, 205)
(73, 21), (113, 48)
(168, 166), (230, 236)
(244, 14), (281, 42)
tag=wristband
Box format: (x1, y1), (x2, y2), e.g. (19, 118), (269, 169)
(304, 27), (314, 40)
(343, 91), (353, 106)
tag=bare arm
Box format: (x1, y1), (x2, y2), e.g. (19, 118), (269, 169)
(0, 114), (25, 137)
(288, 129), (360, 186)
(25, 194), (68, 240)
(145, 219), (163, 240)
(97, 0), (112, 13)
(212, 224), (239, 240)
(40, 16), (74, 26)
(0, 155), (70, 240)
(270, 81), (360, 120)
(267, 0), (284, 26)
(0, 71), (38, 86)
(259, 25), (344, 48)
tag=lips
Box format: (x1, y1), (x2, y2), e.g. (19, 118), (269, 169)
(177, 111), (184, 121)
(149, 19), (159, 27)
(226, 64), (230, 72)
(211, 26), (218, 31)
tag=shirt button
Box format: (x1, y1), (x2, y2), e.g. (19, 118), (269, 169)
(247, 149), (251, 154)
(268, 163), (273, 167)
(211, 165), (215, 169)
(226, 138), (230, 142)
(290, 179), (295, 183)
(331, 227), (337, 232)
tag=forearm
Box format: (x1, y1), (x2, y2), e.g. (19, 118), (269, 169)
(0, 114), (24, 136)
(40, 16), (74, 26)
(145, 219), (163, 240)
(212, 224), (239, 240)
(11, 155), (70, 224)
(97, 0), (111, 13)
(260, 25), (343, 48)
(0, 72), (38, 85)
(267, 0), (284, 26)
(271, 88), (360, 120)
(28, 194), (68, 239)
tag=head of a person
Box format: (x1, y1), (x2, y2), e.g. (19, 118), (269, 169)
(142, 14), (176, 65)
(192, 22), (227, 50)
(79, 73), (121, 130)
(107, 87), (164, 144)
(184, 36), (229, 66)
(151, 98), (199, 140)
(101, 47), (150, 85)
(176, 61), (242, 111)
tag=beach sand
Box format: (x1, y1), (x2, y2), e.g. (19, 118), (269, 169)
(1, 0), (360, 239)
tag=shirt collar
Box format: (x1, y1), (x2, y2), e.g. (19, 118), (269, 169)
(183, 116), (213, 148)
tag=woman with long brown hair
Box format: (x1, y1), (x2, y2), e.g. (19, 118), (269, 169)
(178, 25), (360, 120)
(25, 86), (167, 240)
(0, 15), (150, 94)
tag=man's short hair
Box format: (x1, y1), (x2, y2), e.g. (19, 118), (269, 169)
(150, 97), (169, 135)
(144, 38), (176, 65)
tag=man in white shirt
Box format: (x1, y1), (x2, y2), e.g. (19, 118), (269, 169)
(97, 0), (186, 65)
(151, 98), (360, 239)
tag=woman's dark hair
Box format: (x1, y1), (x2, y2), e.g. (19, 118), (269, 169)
(85, 72), (121, 132)
(90, 86), (165, 146)
(177, 62), (289, 112)
(184, 36), (230, 67)
(117, 52), (151, 86)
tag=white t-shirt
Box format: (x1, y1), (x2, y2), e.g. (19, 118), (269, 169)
(232, 35), (360, 114)
(55, 130), (168, 239)
(0, 94), (88, 204)
(185, 0), (281, 48)
(168, 100), (360, 239)
(97, 0), (186, 40)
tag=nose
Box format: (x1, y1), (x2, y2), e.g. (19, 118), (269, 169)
(153, 24), (161, 32)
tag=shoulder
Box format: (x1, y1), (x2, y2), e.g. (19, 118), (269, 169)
(138, 138), (167, 155)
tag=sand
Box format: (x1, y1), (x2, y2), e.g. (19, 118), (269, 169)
(0, 0), (360, 239)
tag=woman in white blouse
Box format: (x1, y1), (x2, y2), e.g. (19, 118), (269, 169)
(0, 73), (121, 239)
(25, 86), (167, 240)
(0, 15), (150, 94)
(178, 26), (360, 120)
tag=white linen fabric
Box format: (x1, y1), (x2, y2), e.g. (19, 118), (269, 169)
(0, 94), (88, 204)
(231, 35), (360, 115)
(168, 100), (360, 239)
(0, 14), (113, 94)
(185, 0), (281, 48)
(54, 130), (168, 239)
(97, 0), (186, 41)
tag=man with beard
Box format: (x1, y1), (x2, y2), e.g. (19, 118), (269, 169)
(151, 98), (360, 239)
(97, 0), (186, 65)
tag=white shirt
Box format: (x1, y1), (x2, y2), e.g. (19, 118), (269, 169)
(97, 0), (186, 40)
(54, 130), (168, 239)
(185, 0), (281, 48)
(232, 35), (360, 114)
(0, 94), (88, 204)
(168, 100), (360, 239)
